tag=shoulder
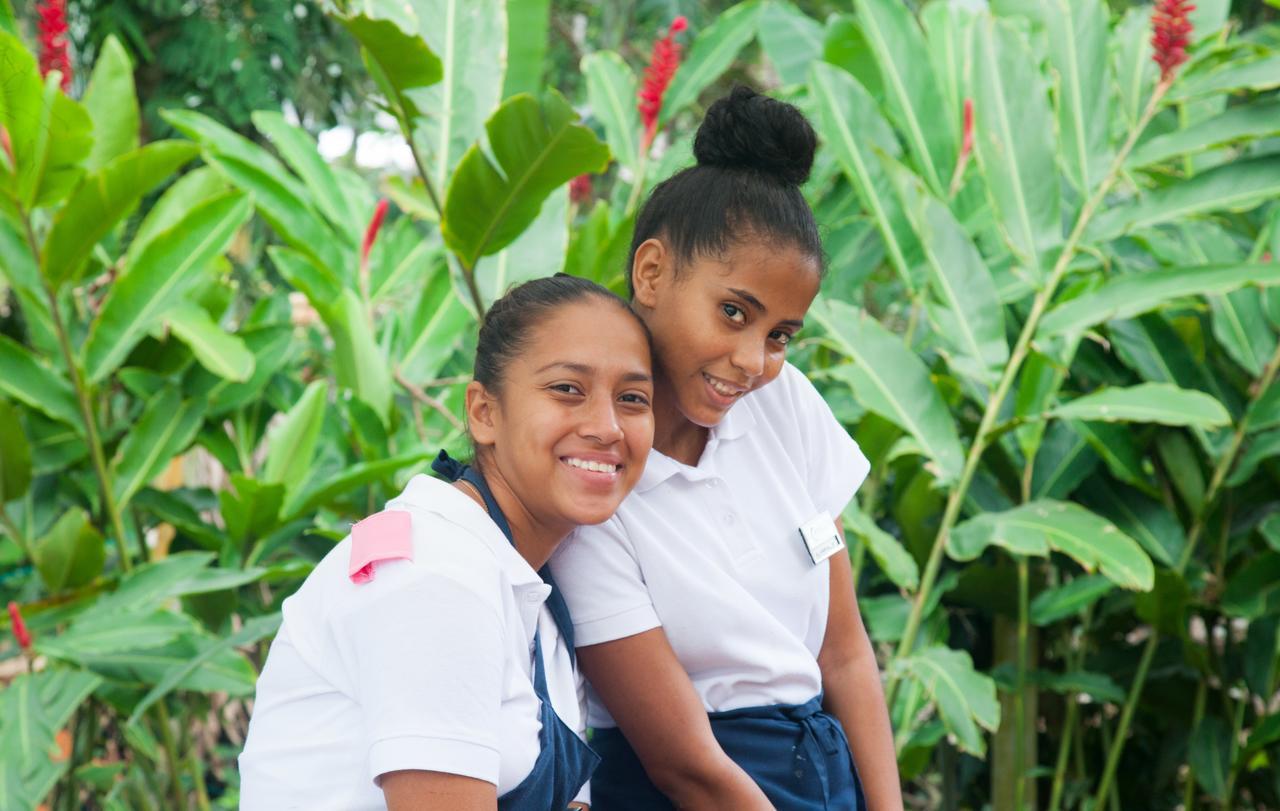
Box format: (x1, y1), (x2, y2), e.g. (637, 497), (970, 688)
(738, 361), (835, 437)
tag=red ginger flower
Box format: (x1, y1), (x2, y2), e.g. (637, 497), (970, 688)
(37, 0), (72, 92)
(361, 199), (389, 270)
(8, 601), (32, 651)
(1152, 0), (1195, 83)
(638, 16), (688, 150)
(960, 98), (974, 160)
(569, 173), (592, 205)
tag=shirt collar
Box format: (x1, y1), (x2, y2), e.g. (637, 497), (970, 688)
(390, 474), (546, 590)
(635, 397), (757, 493)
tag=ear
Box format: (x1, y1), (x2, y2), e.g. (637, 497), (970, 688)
(465, 381), (499, 448)
(630, 238), (670, 310)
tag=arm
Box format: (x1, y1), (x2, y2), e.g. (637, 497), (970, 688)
(382, 770), (496, 811)
(578, 629), (775, 811)
(818, 518), (903, 811)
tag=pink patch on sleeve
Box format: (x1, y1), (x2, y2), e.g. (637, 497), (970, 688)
(348, 510), (414, 584)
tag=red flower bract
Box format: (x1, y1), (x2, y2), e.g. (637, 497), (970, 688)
(638, 16), (688, 150)
(1152, 0), (1195, 82)
(569, 173), (592, 205)
(37, 0), (72, 92)
(361, 199), (389, 268)
(960, 98), (974, 160)
(8, 600), (32, 651)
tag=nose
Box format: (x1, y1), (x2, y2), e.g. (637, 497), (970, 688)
(579, 394), (624, 444)
(729, 336), (766, 379)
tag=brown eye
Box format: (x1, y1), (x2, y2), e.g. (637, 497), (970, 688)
(722, 303), (745, 323)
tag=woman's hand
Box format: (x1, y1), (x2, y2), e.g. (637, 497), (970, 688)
(818, 518), (905, 811)
(578, 629), (775, 811)
(381, 769), (496, 811)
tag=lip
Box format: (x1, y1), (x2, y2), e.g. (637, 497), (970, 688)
(702, 372), (748, 409)
(559, 454), (625, 488)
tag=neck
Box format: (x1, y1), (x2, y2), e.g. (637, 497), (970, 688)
(650, 372), (709, 466)
(455, 468), (568, 571)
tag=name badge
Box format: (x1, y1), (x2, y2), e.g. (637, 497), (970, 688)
(799, 511), (845, 565)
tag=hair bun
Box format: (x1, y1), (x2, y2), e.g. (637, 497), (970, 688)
(692, 85), (817, 186)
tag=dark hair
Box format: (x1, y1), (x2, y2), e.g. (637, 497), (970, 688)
(627, 85), (823, 296)
(475, 273), (647, 393)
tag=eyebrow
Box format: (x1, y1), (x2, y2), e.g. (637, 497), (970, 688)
(536, 361), (653, 383)
(727, 288), (805, 330)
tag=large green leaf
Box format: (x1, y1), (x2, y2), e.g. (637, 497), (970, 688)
(442, 89), (609, 271)
(1049, 383), (1231, 428)
(502, 0), (550, 98)
(970, 15), (1061, 273)
(854, 0), (953, 195)
(1189, 715), (1232, 802)
(843, 504), (919, 590)
(164, 300), (255, 383)
(253, 111), (364, 244)
(0, 669), (101, 811)
(897, 645), (1000, 757)
(126, 166), (228, 262)
(949, 500), (1155, 590)
(220, 474), (286, 551)
(1029, 574), (1114, 626)
(0, 214), (57, 356)
(40, 610), (198, 659)
(1170, 55), (1280, 102)
(1111, 6), (1156, 128)
(887, 159), (1007, 385)
(1042, 0), (1110, 194)
(282, 451), (433, 520)
(660, 1), (763, 126)
(758, 1), (825, 87)
(1090, 157), (1280, 241)
(1079, 479), (1185, 568)
(32, 508), (105, 593)
(398, 263), (475, 381)
(406, 0), (505, 189)
(91, 552), (218, 615)
(0, 334), (81, 429)
(108, 387), (207, 511)
(3, 57), (93, 208)
(809, 62), (918, 291)
(1210, 287), (1276, 377)
(339, 12), (443, 127)
(126, 612), (281, 727)
(582, 51), (640, 173)
(1221, 553), (1280, 619)
(0, 399), (31, 503)
(919, 1), (974, 153)
(261, 380), (328, 495)
(40, 141), (199, 288)
(82, 191), (252, 383)
(1030, 420), (1098, 499)
(328, 289), (393, 420)
(1128, 100), (1280, 169)
(812, 298), (964, 484)
(1039, 263), (1280, 336)
(81, 36), (139, 171)
(1247, 380), (1280, 434)
(476, 185), (569, 306)
(1226, 429), (1280, 488)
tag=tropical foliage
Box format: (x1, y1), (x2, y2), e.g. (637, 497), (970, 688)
(2, 0), (1280, 809)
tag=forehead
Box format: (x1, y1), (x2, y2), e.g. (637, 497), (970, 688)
(689, 240), (820, 307)
(514, 298), (651, 376)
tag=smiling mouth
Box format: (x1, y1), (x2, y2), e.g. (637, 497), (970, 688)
(562, 457), (620, 474)
(703, 373), (747, 401)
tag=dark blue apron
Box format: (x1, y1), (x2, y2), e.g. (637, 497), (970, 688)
(589, 694), (866, 811)
(432, 451), (599, 810)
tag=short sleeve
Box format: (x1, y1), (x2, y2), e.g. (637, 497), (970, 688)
(332, 569), (506, 787)
(783, 363), (870, 517)
(549, 519), (661, 648)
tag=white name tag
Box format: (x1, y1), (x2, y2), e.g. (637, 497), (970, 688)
(799, 511), (845, 565)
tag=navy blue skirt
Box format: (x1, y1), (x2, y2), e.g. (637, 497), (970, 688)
(589, 695), (864, 810)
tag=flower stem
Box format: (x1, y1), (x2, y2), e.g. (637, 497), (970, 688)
(23, 214), (132, 572)
(1014, 555), (1030, 811)
(886, 77), (1171, 705)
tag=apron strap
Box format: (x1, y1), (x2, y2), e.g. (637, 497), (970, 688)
(432, 451), (578, 660)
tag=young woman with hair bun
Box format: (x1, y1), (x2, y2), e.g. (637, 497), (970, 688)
(550, 87), (904, 810)
(239, 275), (655, 810)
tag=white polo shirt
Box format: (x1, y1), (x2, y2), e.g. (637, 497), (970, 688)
(238, 475), (589, 809)
(549, 362), (869, 726)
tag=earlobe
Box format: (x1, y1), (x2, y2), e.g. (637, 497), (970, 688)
(631, 238), (668, 309)
(464, 381), (498, 447)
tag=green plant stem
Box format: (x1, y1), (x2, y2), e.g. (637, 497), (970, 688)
(23, 216), (133, 572)
(190, 752), (212, 811)
(1184, 679), (1207, 811)
(154, 702), (187, 811)
(888, 79), (1173, 707)
(1014, 556), (1030, 811)
(1048, 607), (1092, 811)
(624, 143), (650, 216)
(1095, 336), (1280, 808)
(1223, 689), (1247, 811)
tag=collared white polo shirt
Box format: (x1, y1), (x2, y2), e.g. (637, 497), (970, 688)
(238, 475), (589, 809)
(549, 362), (869, 726)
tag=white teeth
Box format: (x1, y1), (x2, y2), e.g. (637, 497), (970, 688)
(565, 457), (617, 473)
(706, 375), (740, 398)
